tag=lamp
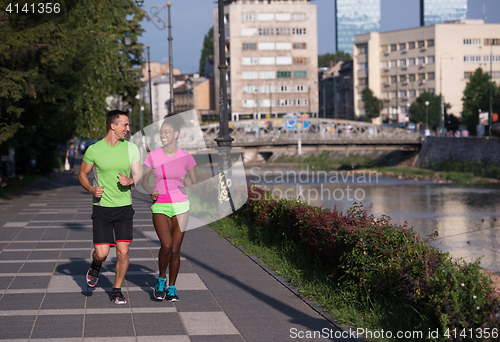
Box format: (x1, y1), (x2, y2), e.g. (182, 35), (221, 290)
(124, 32), (132, 46)
(425, 100), (430, 136)
(135, 0), (144, 6)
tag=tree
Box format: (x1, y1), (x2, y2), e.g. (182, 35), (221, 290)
(199, 27), (214, 75)
(361, 88), (382, 121)
(461, 67), (500, 135)
(318, 51), (352, 67)
(409, 92), (449, 131)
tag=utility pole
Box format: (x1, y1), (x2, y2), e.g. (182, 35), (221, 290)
(147, 45), (153, 124)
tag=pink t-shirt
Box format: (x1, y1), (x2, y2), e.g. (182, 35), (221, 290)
(144, 148), (196, 203)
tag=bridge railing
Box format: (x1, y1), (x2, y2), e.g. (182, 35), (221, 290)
(199, 118), (421, 146)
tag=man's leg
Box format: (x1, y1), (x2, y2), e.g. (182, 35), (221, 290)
(114, 241), (130, 289)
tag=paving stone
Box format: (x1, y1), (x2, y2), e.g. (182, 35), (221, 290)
(15, 228), (46, 241)
(174, 290), (222, 312)
(179, 312), (238, 336)
(40, 293), (86, 310)
(0, 315), (36, 340)
(31, 314), (84, 339)
(28, 250), (62, 260)
(0, 276), (14, 289)
(9, 275), (52, 290)
(134, 312), (186, 336)
(0, 250), (31, 260)
(0, 262), (23, 273)
(40, 229), (71, 240)
(20, 262), (57, 273)
(84, 314), (135, 338)
(0, 293), (45, 310)
(4, 242), (37, 249)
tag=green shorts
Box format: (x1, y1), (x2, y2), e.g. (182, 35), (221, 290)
(151, 201), (190, 217)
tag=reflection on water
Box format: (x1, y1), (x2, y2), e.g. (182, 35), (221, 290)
(248, 167), (500, 273)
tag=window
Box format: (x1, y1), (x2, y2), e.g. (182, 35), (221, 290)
(427, 56), (435, 64)
(293, 99), (308, 106)
(241, 28), (257, 36)
(464, 38), (481, 46)
(358, 63), (367, 70)
(294, 84), (308, 92)
(427, 39), (434, 47)
(259, 71), (276, 79)
(485, 38), (500, 46)
(293, 57), (307, 64)
(417, 40), (425, 48)
(390, 60), (397, 68)
(409, 74), (416, 82)
(242, 13), (255, 21)
(278, 85), (291, 93)
(381, 61), (388, 69)
(464, 71), (474, 79)
(428, 88), (435, 94)
(409, 89), (416, 98)
(484, 55), (500, 63)
(464, 55), (481, 63)
(399, 43), (406, 51)
(292, 28), (306, 35)
(276, 42), (292, 50)
(390, 91), (397, 99)
(292, 13), (306, 21)
(258, 42), (275, 50)
(259, 57), (275, 65)
(242, 57), (258, 65)
(260, 99), (276, 107)
(293, 71), (307, 78)
(401, 105), (408, 114)
(292, 42), (306, 49)
(427, 72), (435, 80)
(390, 76), (397, 83)
(418, 73), (425, 81)
(260, 85), (276, 93)
(391, 107), (398, 115)
(417, 57), (425, 65)
(276, 28), (290, 35)
(390, 44), (397, 52)
(275, 13), (291, 21)
(381, 92), (389, 99)
(258, 13), (274, 21)
(277, 71), (291, 78)
(242, 71), (258, 79)
(358, 45), (367, 54)
(276, 56), (292, 65)
(408, 58), (415, 66)
(359, 78), (367, 85)
(242, 85), (257, 93)
(490, 71), (500, 78)
(408, 41), (415, 49)
(399, 90), (407, 98)
(400, 75), (407, 82)
(259, 28), (274, 35)
(278, 99), (292, 106)
(242, 99), (257, 108)
(381, 45), (388, 52)
(242, 43), (257, 50)
(399, 59), (407, 67)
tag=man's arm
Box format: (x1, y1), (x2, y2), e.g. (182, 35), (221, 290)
(118, 161), (143, 187)
(78, 161), (104, 198)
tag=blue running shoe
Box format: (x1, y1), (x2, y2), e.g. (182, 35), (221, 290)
(165, 285), (179, 302)
(154, 276), (167, 300)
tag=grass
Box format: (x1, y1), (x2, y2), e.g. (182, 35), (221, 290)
(210, 215), (428, 342)
(0, 175), (43, 199)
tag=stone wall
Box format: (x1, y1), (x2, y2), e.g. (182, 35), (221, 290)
(416, 136), (500, 167)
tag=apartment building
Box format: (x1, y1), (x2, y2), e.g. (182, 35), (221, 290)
(420, 0), (467, 26)
(213, 0), (318, 121)
(353, 20), (500, 122)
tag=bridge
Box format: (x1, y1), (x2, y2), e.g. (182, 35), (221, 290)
(197, 118), (422, 153)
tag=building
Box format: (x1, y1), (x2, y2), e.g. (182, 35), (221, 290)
(353, 20), (500, 122)
(335, 0), (380, 56)
(420, 0), (467, 26)
(213, 0), (319, 121)
(174, 75), (217, 122)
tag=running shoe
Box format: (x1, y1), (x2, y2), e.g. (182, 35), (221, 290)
(112, 288), (128, 304)
(154, 276), (167, 300)
(86, 262), (101, 287)
(165, 285), (179, 302)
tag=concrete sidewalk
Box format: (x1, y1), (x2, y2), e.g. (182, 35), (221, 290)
(0, 170), (357, 341)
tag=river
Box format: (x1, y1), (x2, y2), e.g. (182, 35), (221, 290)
(246, 166), (500, 274)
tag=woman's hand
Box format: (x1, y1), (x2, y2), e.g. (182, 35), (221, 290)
(151, 191), (159, 202)
(182, 177), (192, 187)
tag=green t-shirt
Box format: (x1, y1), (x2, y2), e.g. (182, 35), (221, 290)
(83, 139), (140, 207)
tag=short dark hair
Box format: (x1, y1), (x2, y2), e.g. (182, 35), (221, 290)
(106, 110), (129, 132)
(162, 114), (184, 133)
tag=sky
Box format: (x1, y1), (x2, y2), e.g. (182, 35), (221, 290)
(137, 0), (500, 74)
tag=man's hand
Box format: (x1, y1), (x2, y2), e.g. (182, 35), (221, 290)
(92, 186), (105, 198)
(151, 191), (159, 202)
(118, 172), (133, 186)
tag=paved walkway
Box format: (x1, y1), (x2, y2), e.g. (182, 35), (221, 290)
(0, 168), (358, 341)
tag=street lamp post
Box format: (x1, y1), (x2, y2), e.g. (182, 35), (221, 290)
(215, 0), (234, 212)
(406, 102), (411, 124)
(186, 78), (192, 111)
(425, 100), (430, 136)
(147, 44), (153, 124)
(167, 1), (174, 114)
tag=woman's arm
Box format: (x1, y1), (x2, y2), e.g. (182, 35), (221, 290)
(188, 166), (197, 185)
(141, 166), (157, 197)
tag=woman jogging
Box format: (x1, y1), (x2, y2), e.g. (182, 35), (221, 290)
(142, 115), (197, 301)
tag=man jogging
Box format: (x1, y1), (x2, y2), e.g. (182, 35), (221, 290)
(78, 110), (142, 304)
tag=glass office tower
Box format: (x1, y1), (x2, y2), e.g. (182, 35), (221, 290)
(335, 0), (380, 56)
(420, 0), (467, 26)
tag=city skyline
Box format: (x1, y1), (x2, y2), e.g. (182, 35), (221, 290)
(137, 0), (500, 73)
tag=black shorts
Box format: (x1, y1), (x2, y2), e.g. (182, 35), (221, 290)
(91, 205), (134, 246)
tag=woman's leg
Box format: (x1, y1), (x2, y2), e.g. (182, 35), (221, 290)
(168, 212), (189, 286)
(153, 213), (172, 278)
